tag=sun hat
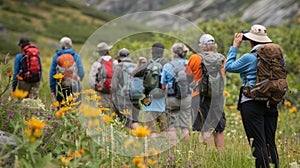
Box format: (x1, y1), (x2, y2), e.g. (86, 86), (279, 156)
(117, 48), (131, 61)
(243, 24), (272, 43)
(97, 42), (113, 51)
(199, 34), (215, 44)
(60, 37), (72, 49)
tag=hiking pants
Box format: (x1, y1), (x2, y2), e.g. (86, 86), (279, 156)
(241, 100), (279, 168)
(191, 94), (201, 131)
(18, 81), (40, 99)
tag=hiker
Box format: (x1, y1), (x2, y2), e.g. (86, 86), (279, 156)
(12, 37), (42, 99)
(89, 42), (114, 109)
(49, 37), (85, 104)
(111, 48), (140, 130)
(225, 24), (281, 168)
(132, 42), (169, 138)
(185, 34), (226, 150)
(161, 43), (191, 143)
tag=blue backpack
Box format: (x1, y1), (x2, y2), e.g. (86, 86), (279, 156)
(121, 62), (144, 100)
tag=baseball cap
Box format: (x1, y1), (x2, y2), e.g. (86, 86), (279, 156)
(243, 24), (272, 43)
(97, 42), (113, 52)
(199, 34), (215, 44)
(18, 37), (30, 47)
(152, 42), (164, 49)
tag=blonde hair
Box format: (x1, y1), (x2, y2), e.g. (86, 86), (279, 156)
(199, 43), (217, 52)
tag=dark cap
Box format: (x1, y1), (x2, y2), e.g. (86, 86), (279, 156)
(152, 42), (164, 49)
(18, 37), (30, 48)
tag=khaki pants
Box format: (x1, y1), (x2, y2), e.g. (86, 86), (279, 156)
(17, 81), (40, 99)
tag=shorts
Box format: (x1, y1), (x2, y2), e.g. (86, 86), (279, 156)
(199, 96), (226, 132)
(145, 112), (168, 133)
(166, 96), (191, 129)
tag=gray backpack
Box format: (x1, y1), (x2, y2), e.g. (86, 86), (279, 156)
(198, 53), (225, 100)
(169, 60), (190, 99)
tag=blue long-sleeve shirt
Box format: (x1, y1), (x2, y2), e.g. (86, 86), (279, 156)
(224, 46), (260, 87)
(12, 53), (43, 91)
(161, 57), (188, 89)
(49, 49), (85, 93)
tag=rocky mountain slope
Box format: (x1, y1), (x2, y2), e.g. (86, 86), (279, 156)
(81, 0), (299, 27)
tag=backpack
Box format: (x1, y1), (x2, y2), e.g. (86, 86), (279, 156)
(96, 58), (114, 93)
(169, 60), (190, 99)
(143, 59), (164, 97)
(19, 44), (41, 83)
(244, 43), (288, 105)
(121, 62), (144, 100)
(198, 53), (225, 99)
(56, 53), (79, 87)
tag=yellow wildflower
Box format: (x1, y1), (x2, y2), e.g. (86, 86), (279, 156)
(132, 157), (143, 165)
(138, 164), (146, 168)
(227, 105), (238, 110)
(68, 150), (75, 157)
(285, 101), (291, 107)
(33, 129), (43, 137)
(80, 105), (102, 117)
(103, 115), (113, 123)
(121, 109), (131, 115)
(61, 106), (72, 112)
(224, 90), (230, 97)
(61, 100), (66, 105)
(132, 126), (151, 137)
(61, 156), (72, 163)
(73, 92), (80, 97)
(55, 110), (64, 119)
(77, 149), (84, 155)
(81, 89), (97, 95)
(25, 118), (46, 129)
(12, 89), (28, 98)
(53, 73), (64, 79)
(91, 95), (101, 101)
(75, 151), (82, 158)
(24, 128), (32, 136)
(99, 107), (110, 111)
(147, 159), (158, 165)
(93, 119), (99, 127)
(111, 112), (117, 117)
(30, 137), (36, 143)
(53, 101), (60, 107)
(67, 95), (73, 102)
(289, 107), (297, 113)
(97, 102), (103, 107)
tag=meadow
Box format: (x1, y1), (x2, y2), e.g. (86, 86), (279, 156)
(0, 0), (299, 167)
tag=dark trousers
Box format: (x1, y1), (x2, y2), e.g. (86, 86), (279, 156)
(241, 100), (279, 168)
(191, 95), (201, 131)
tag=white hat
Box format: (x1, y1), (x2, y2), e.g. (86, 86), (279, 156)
(60, 37), (72, 49)
(243, 24), (272, 43)
(199, 34), (215, 44)
(97, 42), (113, 51)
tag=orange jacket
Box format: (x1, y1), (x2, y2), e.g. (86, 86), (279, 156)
(185, 53), (226, 97)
